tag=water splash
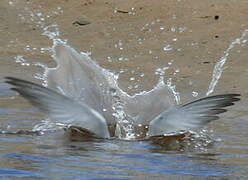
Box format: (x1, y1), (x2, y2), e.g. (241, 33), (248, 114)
(7, 0), (217, 146)
(181, 129), (215, 152)
(163, 44), (173, 51)
(206, 29), (248, 96)
(42, 24), (63, 43)
(15, 55), (30, 66)
(154, 60), (181, 105)
(166, 77), (180, 104)
(32, 119), (65, 132)
(107, 87), (135, 140)
(192, 91), (198, 97)
(15, 55), (47, 70)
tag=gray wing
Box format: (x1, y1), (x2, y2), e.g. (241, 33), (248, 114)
(148, 94), (240, 136)
(46, 44), (116, 125)
(5, 77), (110, 138)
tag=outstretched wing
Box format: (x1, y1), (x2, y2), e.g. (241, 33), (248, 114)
(46, 43), (116, 125)
(148, 94), (240, 136)
(5, 77), (110, 138)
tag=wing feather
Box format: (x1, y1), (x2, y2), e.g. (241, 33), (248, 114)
(148, 94), (240, 136)
(5, 77), (110, 138)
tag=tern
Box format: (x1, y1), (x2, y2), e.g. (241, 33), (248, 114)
(5, 44), (240, 139)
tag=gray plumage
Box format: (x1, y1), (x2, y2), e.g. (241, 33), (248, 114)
(4, 44), (241, 139)
(5, 76), (240, 138)
(148, 94), (240, 136)
(5, 77), (110, 138)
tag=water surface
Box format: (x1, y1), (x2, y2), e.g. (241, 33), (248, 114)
(0, 0), (248, 179)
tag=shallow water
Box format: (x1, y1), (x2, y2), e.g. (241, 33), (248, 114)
(1, 0), (248, 179)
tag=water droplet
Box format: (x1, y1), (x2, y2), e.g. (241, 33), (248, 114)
(192, 91), (198, 97)
(179, 26), (187, 33)
(163, 44), (173, 51)
(128, 85), (133, 89)
(175, 69), (180, 73)
(171, 27), (176, 32)
(107, 56), (112, 62)
(130, 77), (135, 81)
(160, 26), (165, 30)
(36, 12), (42, 17)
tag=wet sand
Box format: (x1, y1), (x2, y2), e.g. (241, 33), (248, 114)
(0, 0), (248, 178)
(1, 0), (248, 100)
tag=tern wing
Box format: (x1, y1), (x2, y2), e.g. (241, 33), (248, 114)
(46, 43), (116, 125)
(5, 77), (110, 138)
(148, 94), (240, 136)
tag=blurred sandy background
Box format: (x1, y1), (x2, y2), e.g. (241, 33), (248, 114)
(0, 0), (248, 102)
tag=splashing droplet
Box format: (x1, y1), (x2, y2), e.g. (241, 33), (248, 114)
(192, 91), (198, 97)
(163, 44), (173, 51)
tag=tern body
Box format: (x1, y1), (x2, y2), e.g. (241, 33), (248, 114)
(5, 44), (240, 139)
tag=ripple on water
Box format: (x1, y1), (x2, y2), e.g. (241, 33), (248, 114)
(1, 1), (248, 179)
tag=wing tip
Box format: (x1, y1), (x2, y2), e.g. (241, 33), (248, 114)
(5, 77), (29, 87)
(4, 76), (19, 83)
